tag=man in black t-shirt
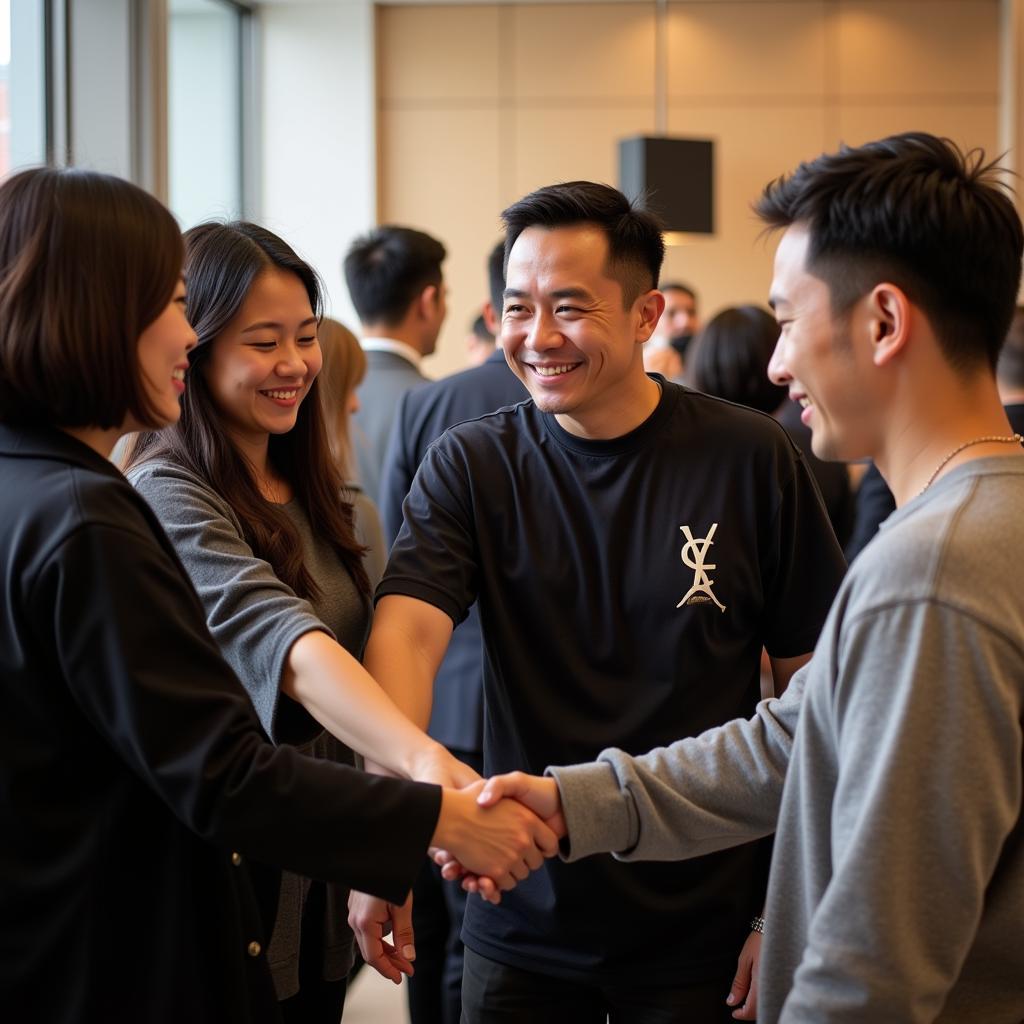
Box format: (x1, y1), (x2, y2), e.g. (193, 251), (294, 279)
(359, 183), (845, 1023)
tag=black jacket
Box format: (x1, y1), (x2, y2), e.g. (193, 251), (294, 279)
(0, 425), (440, 1023)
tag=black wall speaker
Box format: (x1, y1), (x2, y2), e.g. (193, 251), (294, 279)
(619, 136), (714, 235)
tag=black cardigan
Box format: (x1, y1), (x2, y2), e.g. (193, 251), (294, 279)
(0, 424), (439, 1023)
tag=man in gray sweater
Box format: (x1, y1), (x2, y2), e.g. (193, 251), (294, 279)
(468, 133), (1024, 1022)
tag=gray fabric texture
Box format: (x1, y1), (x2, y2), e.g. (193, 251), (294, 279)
(551, 455), (1024, 1023)
(129, 458), (372, 999)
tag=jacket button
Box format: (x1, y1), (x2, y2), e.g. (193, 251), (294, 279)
(247, 941), (262, 957)
(231, 852), (242, 866)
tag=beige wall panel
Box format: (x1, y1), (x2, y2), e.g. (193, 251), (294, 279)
(667, 1), (828, 100)
(510, 105), (657, 204)
(835, 0), (1000, 98)
(380, 107), (504, 378)
(662, 104), (827, 321)
(833, 103), (999, 157)
(378, 4), (501, 102)
(510, 4), (656, 101)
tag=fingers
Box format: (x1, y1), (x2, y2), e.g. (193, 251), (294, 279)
(390, 892), (416, 965)
(477, 771), (527, 808)
(347, 891), (415, 985)
(477, 773), (563, 825)
(727, 930), (760, 1020)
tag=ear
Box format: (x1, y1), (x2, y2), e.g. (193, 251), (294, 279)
(868, 283), (911, 367)
(482, 300), (500, 336)
(418, 284), (439, 320)
(636, 290), (666, 343)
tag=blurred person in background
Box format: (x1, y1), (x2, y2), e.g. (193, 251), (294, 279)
(465, 312), (497, 368)
(318, 315), (388, 586)
(345, 226), (447, 504)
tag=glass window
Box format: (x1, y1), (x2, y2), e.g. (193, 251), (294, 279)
(1, 0), (47, 179)
(168, 0), (244, 228)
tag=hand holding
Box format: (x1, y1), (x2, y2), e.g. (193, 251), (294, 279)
(476, 771), (566, 836)
(431, 780), (558, 897)
(435, 773), (566, 903)
(347, 890), (415, 985)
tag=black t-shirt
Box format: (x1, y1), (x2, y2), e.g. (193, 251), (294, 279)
(380, 381), (845, 982)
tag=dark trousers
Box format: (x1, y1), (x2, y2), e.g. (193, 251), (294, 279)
(278, 881), (348, 1024)
(408, 748), (483, 1024)
(460, 947), (737, 1024)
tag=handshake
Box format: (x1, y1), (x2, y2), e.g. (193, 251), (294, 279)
(348, 770), (566, 984)
(431, 772), (567, 902)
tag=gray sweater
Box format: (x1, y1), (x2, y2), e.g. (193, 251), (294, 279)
(552, 456), (1024, 1023)
(129, 458), (372, 999)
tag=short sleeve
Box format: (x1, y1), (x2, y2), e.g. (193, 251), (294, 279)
(376, 440), (479, 626)
(762, 449), (846, 658)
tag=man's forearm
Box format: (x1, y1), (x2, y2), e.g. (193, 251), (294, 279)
(362, 594), (455, 774)
(551, 671), (805, 863)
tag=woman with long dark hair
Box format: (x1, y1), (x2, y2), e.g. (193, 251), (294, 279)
(0, 168), (558, 1023)
(124, 222), (475, 1020)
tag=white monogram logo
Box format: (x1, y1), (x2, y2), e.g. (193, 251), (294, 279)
(677, 523), (726, 612)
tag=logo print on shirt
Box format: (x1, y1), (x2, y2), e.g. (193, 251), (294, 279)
(677, 523), (726, 612)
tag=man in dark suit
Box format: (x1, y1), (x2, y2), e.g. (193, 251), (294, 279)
(344, 226), (447, 504)
(378, 242), (527, 1024)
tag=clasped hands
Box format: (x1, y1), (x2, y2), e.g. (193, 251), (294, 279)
(348, 768), (563, 983)
(433, 771), (564, 903)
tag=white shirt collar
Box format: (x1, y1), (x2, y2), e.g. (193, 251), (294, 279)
(360, 337), (422, 368)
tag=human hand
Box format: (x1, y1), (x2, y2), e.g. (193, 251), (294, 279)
(347, 890), (415, 985)
(476, 771), (565, 832)
(431, 780), (559, 900)
(726, 929), (762, 1019)
(435, 773), (566, 902)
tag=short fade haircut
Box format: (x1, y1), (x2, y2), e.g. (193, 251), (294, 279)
(997, 305), (1024, 389)
(501, 181), (665, 308)
(755, 132), (1024, 371)
(0, 167), (182, 429)
(487, 239), (506, 315)
(344, 225), (446, 327)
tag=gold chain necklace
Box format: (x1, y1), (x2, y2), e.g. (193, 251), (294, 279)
(919, 433), (1023, 496)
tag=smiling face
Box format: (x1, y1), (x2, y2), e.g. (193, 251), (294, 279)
(202, 268), (321, 452)
(502, 224), (660, 437)
(134, 279), (197, 430)
(767, 224), (878, 462)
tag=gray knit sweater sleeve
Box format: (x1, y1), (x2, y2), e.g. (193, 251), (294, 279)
(128, 459), (331, 745)
(549, 666), (804, 862)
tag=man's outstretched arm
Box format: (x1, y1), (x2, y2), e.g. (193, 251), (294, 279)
(473, 666), (807, 865)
